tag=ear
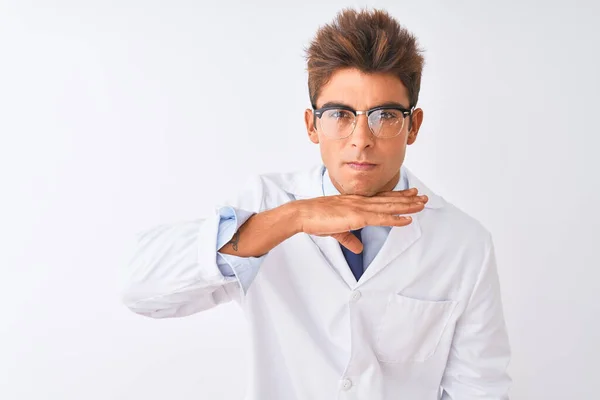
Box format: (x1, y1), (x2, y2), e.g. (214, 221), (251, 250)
(407, 108), (424, 145)
(304, 108), (320, 144)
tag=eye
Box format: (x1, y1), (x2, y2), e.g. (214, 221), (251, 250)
(380, 110), (401, 120)
(325, 109), (353, 119)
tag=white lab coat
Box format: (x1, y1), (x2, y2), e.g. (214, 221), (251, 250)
(121, 164), (511, 399)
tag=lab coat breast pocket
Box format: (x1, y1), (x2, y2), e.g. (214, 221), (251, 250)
(374, 293), (458, 363)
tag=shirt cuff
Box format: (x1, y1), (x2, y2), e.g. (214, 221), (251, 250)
(215, 206), (265, 294)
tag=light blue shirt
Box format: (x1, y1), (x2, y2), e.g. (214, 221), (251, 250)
(216, 167), (408, 293)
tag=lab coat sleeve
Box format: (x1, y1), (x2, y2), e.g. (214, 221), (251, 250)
(440, 236), (512, 399)
(120, 175), (266, 319)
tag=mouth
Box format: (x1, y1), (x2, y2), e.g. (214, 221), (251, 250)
(346, 162), (378, 171)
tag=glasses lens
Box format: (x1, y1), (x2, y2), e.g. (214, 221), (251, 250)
(319, 109), (355, 138)
(368, 109), (405, 138)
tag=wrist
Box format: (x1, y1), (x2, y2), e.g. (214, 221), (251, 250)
(279, 201), (305, 236)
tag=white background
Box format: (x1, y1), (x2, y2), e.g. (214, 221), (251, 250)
(1, 1), (599, 399)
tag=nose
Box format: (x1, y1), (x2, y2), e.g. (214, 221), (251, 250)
(348, 114), (374, 149)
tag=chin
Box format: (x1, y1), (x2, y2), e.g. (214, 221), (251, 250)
(340, 181), (380, 197)
(353, 188), (380, 197)
(329, 168), (386, 196)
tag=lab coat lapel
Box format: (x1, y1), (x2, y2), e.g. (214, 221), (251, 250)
(305, 234), (360, 289)
(356, 218), (422, 287)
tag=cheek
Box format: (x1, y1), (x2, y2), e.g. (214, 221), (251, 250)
(319, 139), (342, 160)
(377, 137), (407, 158)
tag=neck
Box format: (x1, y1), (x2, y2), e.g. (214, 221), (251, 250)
(380, 170), (401, 192)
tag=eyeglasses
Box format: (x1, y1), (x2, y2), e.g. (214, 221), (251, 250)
(312, 104), (414, 139)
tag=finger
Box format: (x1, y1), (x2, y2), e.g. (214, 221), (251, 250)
(367, 194), (429, 204)
(369, 214), (415, 227)
(366, 201), (426, 215)
(375, 187), (419, 196)
(331, 232), (364, 254)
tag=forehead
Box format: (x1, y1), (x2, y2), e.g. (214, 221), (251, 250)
(316, 67), (410, 109)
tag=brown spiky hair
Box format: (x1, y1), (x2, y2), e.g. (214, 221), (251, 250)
(305, 8), (425, 109)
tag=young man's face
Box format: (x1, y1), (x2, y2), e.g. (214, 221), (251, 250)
(305, 67), (423, 196)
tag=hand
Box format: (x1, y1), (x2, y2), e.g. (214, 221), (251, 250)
(295, 188), (428, 254)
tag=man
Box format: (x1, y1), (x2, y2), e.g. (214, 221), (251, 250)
(121, 8), (511, 399)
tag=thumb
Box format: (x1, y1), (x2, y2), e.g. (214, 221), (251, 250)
(331, 232), (363, 254)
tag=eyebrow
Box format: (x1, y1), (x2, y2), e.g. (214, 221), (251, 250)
(317, 101), (410, 110)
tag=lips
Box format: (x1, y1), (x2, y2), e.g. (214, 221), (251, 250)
(347, 162), (378, 171)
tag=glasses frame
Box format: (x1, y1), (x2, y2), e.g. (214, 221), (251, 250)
(312, 104), (415, 139)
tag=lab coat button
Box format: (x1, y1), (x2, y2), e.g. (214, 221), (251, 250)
(340, 377), (353, 390)
(350, 290), (362, 302)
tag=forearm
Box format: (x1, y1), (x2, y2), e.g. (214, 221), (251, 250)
(218, 201), (301, 257)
